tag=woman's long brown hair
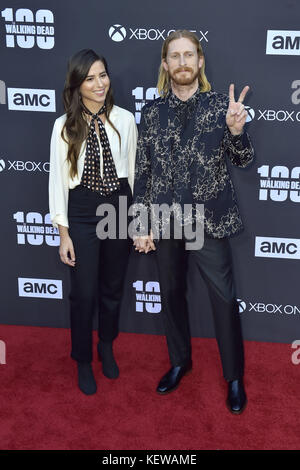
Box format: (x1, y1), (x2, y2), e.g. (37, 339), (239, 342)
(61, 49), (120, 178)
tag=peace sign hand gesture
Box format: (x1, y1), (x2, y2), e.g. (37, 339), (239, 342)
(226, 84), (249, 136)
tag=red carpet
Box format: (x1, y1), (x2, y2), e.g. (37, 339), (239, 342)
(0, 324), (300, 450)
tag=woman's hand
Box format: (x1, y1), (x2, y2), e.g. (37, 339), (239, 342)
(133, 233), (156, 254)
(58, 226), (76, 267)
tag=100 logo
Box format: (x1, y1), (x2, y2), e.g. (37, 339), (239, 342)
(13, 212), (59, 246)
(133, 280), (161, 314)
(1, 8), (54, 49)
(258, 165), (300, 202)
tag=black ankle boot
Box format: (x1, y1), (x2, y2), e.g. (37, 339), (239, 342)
(77, 362), (97, 395)
(226, 379), (247, 414)
(97, 341), (119, 379)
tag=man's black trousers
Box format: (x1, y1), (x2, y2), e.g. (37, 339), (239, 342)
(155, 235), (244, 381)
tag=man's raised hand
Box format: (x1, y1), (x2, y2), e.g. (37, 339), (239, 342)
(226, 83), (249, 136)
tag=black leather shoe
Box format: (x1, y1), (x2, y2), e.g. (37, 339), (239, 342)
(226, 379), (247, 414)
(156, 361), (192, 395)
(77, 362), (97, 395)
(97, 341), (119, 379)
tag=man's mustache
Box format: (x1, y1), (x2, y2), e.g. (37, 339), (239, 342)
(174, 67), (194, 73)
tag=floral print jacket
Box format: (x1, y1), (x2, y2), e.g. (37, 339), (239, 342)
(133, 88), (254, 239)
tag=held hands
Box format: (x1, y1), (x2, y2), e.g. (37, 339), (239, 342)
(226, 84), (249, 136)
(133, 231), (156, 254)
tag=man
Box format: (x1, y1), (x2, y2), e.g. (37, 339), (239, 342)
(133, 30), (254, 414)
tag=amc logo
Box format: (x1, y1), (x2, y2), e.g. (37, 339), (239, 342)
(18, 278), (63, 299)
(255, 237), (300, 259)
(7, 88), (56, 112)
(266, 30), (300, 56)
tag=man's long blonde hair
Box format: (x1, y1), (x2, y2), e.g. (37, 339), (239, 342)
(157, 30), (211, 97)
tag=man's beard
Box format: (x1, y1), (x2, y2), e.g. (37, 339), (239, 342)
(169, 66), (199, 86)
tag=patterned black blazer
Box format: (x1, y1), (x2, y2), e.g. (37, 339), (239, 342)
(133, 89), (254, 238)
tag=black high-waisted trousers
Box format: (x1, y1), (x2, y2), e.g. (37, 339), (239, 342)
(68, 179), (132, 363)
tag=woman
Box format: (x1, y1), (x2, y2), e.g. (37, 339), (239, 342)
(49, 49), (137, 395)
